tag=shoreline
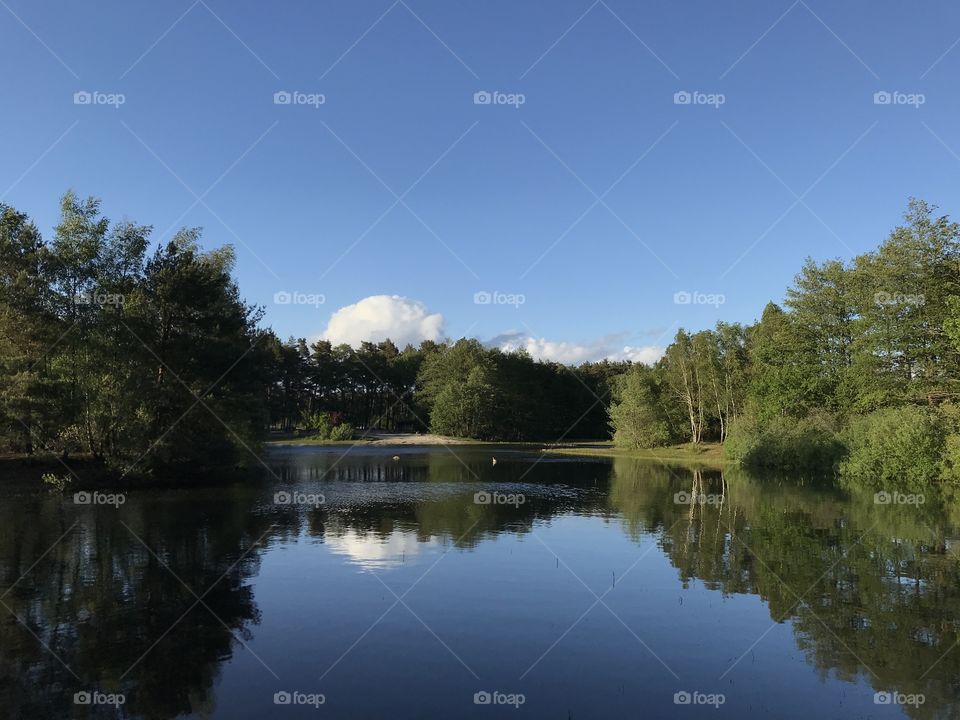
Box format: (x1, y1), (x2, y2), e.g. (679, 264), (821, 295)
(266, 434), (728, 466)
(2, 439), (727, 489)
(540, 442), (728, 467)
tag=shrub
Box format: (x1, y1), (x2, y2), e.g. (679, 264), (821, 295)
(304, 412), (333, 439)
(938, 403), (960, 485)
(41, 473), (71, 493)
(725, 409), (844, 471)
(839, 405), (946, 491)
(328, 422), (354, 441)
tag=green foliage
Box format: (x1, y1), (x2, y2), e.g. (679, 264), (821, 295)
(839, 406), (946, 491)
(609, 366), (672, 448)
(304, 411), (333, 438)
(302, 411), (353, 441)
(40, 473), (70, 493)
(429, 364), (499, 439)
(415, 338), (621, 441)
(4, 193), (960, 482)
(724, 409), (844, 471)
(328, 422), (354, 441)
(0, 193), (269, 473)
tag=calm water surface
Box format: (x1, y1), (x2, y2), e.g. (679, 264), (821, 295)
(2, 446), (959, 718)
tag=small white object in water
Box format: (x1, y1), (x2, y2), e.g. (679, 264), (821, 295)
(491, 457), (497, 466)
(392, 455), (400, 462)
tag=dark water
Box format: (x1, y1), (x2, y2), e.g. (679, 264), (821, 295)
(2, 446), (959, 719)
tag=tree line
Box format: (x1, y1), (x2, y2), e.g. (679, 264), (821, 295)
(0, 192), (626, 476)
(609, 199), (960, 487)
(268, 336), (623, 441)
(4, 192), (959, 483)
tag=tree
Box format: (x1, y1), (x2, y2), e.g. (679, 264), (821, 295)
(784, 257), (855, 412)
(848, 199), (960, 409)
(661, 330), (709, 443)
(430, 365), (499, 439)
(0, 205), (58, 455)
(609, 365), (672, 448)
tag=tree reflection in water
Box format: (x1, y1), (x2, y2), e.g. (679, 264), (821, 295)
(0, 450), (958, 718)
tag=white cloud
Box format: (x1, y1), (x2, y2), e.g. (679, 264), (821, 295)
(314, 296), (664, 365)
(489, 332), (664, 366)
(321, 295), (444, 348)
(612, 345), (665, 364)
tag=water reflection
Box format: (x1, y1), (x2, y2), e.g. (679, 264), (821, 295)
(0, 486), (270, 719)
(323, 525), (438, 570)
(608, 457), (960, 719)
(0, 449), (958, 718)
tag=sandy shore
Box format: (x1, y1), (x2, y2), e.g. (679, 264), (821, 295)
(359, 432), (481, 446)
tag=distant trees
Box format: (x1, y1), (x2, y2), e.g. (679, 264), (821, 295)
(415, 339), (622, 441)
(266, 334), (625, 442)
(609, 324), (749, 447)
(263, 337), (438, 433)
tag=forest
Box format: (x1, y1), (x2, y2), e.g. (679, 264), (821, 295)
(2, 193), (958, 485)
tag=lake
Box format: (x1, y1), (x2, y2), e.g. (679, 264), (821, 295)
(2, 446), (958, 718)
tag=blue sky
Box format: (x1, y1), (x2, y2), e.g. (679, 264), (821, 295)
(3, 0), (960, 362)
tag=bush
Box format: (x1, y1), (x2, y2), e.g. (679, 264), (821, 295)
(304, 412), (333, 439)
(725, 409), (844, 471)
(302, 412), (354, 441)
(839, 405), (946, 491)
(328, 422), (354, 441)
(938, 403), (960, 485)
(41, 473), (71, 493)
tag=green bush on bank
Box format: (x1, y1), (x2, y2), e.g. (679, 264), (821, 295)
(724, 403), (960, 490)
(303, 412), (354, 441)
(839, 405), (947, 491)
(724, 410), (844, 471)
(328, 422), (354, 441)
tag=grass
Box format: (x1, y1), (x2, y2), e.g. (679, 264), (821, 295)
(541, 441), (728, 467)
